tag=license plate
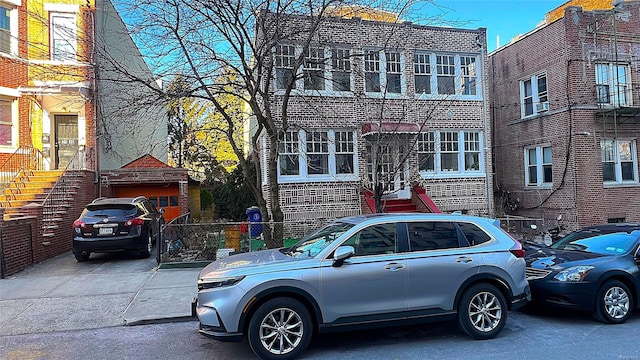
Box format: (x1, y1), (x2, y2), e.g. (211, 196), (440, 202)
(99, 227), (113, 235)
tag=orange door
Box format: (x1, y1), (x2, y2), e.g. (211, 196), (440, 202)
(114, 185), (181, 222)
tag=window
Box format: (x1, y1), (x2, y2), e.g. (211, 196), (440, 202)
(277, 129), (357, 181)
(0, 4), (10, 54)
(601, 139), (638, 184)
(335, 131), (354, 174)
(417, 130), (484, 176)
(408, 222), (459, 251)
(331, 48), (351, 91)
(464, 132), (480, 171)
(525, 145), (552, 187)
(51, 13), (77, 61)
(304, 46), (325, 91)
(385, 51), (401, 94)
(279, 131), (299, 175)
(596, 63), (631, 107)
(440, 132), (459, 172)
(457, 222), (491, 246)
(414, 52), (431, 95)
(364, 50), (381, 92)
(343, 224), (396, 256)
(275, 44), (296, 90)
(460, 56), (477, 96)
(436, 55), (455, 95)
(520, 73), (548, 117)
(417, 132), (435, 171)
(0, 99), (14, 146)
(306, 131), (329, 175)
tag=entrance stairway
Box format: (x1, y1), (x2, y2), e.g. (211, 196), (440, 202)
(383, 198), (418, 212)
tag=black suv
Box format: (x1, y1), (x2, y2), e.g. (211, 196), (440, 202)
(72, 197), (164, 262)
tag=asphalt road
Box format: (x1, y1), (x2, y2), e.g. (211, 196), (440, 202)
(1, 309), (639, 360)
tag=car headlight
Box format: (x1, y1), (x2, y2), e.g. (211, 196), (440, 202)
(553, 266), (594, 282)
(198, 275), (245, 290)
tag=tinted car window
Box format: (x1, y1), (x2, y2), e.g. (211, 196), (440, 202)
(85, 205), (137, 217)
(458, 222), (491, 246)
(343, 223), (396, 256)
(407, 221), (459, 251)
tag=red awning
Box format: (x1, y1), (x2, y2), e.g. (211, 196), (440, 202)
(361, 122), (425, 136)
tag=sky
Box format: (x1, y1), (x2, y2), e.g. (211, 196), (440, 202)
(428, 0), (569, 52)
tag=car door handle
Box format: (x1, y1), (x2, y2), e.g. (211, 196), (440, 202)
(384, 263), (405, 271)
(455, 256), (474, 263)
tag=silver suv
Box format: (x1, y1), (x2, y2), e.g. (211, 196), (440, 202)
(194, 214), (530, 360)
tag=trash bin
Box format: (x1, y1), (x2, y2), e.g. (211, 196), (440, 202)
(246, 206), (263, 238)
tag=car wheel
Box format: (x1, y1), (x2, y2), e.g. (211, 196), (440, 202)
(595, 280), (633, 324)
(458, 283), (507, 340)
(74, 252), (90, 262)
(139, 232), (152, 258)
(248, 298), (313, 360)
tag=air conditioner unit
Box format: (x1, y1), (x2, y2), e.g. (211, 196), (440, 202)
(536, 102), (549, 112)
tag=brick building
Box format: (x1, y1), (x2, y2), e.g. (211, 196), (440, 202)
(256, 10), (494, 234)
(489, 0), (640, 231)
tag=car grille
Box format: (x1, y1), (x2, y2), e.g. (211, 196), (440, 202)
(526, 267), (552, 280)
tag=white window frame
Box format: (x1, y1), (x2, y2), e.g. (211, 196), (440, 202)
(601, 139), (638, 185)
(0, 1), (19, 56)
(303, 46), (326, 91)
(596, 63), (632, 107)
(520, 73), (548, 118)
(418, 130), (485, 178)
(50, 12), (77, 62)
(274, 44), (296, 91)
(277, 129), (358, 183)
(363, 49), (405, 97)
(0, 94), (18, 150)
(331, 48), (352, 92)
(524, 145), (552, 188)
(413, 52), (481, 99)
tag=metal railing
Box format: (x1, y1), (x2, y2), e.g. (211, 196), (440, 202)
(41, 148), (90, 234)
(0, 146), (44, 195)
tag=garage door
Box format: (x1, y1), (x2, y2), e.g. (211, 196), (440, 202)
(114, 185), (181, 222)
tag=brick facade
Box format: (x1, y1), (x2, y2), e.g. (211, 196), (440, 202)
(258, 14), (493, 233)
(489, 2), (640, 230)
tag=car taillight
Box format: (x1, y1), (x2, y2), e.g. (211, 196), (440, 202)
(73, 219), (85, 228)
(509, 241), (525, 258)
(125, 217), (144, 226)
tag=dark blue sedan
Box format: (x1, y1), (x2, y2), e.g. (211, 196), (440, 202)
(525, 230), (640, 323)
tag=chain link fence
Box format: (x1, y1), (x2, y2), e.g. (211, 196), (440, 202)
(158, 218), (319, 265)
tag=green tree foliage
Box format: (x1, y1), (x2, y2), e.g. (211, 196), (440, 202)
(210, 161), (257, 221)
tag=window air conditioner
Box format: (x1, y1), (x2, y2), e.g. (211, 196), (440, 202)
(535, 102), (549, 112)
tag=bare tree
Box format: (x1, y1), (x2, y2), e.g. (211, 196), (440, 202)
(103, 0), (471, 241)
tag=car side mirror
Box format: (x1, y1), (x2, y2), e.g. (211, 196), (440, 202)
(333, 246), (355, 267)
(159, 208), (165, 215)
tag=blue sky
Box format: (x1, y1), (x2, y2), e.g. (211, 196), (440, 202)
(431, 0), (568, 52)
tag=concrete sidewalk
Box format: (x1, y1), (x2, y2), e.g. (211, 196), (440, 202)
(0, 251), (204, 336)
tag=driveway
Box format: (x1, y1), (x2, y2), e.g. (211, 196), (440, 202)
(0, 250), (198, 336)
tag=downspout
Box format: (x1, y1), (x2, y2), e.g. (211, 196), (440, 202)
(89, 4), (100, 196)
(479, 34), (493, 217)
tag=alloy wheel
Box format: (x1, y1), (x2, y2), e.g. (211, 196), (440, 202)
(259, 307), (304, 355)
(468, 291), (503, 332)
(603, 286), (630, 320)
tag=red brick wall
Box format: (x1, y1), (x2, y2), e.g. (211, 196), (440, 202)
(0, 171), (97, 277)
(489, 3), (640, 229)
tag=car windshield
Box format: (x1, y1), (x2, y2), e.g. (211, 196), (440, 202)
(550, 232), (638, 255)
(288, 222), (355, 258)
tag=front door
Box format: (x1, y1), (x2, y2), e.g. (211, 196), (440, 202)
(54, 115), (79, 169)
(366, 139), (410, 199)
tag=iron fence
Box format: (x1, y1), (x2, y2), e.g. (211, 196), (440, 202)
(158, 219), (318, 264)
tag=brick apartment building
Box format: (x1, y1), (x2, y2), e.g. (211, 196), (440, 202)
(489, 0), (640, 231)
(256, 10), (494, 234)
